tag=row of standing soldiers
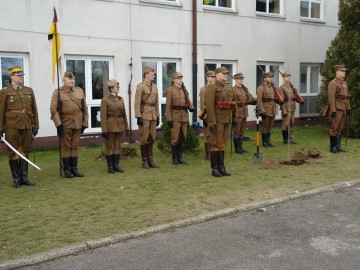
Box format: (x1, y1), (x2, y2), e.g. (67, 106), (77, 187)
(0, 64), (351, 187)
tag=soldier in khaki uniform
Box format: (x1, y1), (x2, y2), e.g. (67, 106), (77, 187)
(0, 66), (39, 188)
(199, 70), (216, 160)
(134, 67), (160, 169)
(232, 73), (256, 154)
(101, 80), (129, 173)
(205, 66), (235, 177)
(256, 72), (277, 147)
(327, 64), (351, 153)
(50, 72), (88, 178)
(166, 72), (194, 165)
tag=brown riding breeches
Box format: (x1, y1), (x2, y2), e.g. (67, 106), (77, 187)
(105, 132), (124, 155)
(329, 109), (346, 136)
(5, 128), (32, 159)
(139, 119), (156, 145)
(171, 121), (187, 145)
(209, 122), (231, 151)
(233, 117), (247, 140)
(61, 128), (81, 158)
(261, 116), (275, 134)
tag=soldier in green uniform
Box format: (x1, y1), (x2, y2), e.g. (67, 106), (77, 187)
(0, 66), (39, 188)
(101, 80), (129, 173)
(50, 72), (88, 178)
(327, 64), (351, 153)
(166, 72), (194, 165)
(205, 67), (235, 177)
(134, 67), (160, 169)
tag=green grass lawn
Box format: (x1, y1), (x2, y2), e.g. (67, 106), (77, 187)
(0, 125), (359, 262)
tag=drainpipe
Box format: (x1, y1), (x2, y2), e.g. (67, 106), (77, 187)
(192, 0), (198, 123)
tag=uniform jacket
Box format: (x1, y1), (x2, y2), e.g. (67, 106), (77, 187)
(50, 86), (88, 129)
(100, 94), (129, 133)
(256, 83), (276, 117)
(328, 78), (351, 113)
(166, 85), (194, 122)
(199, 85), (208, 112)
(0, 85), (39, 131)
(205, 80), (235, 126)
(232, 84), (256, 118)
(134, 82), (159, 120)
(279, 83), (296, 115)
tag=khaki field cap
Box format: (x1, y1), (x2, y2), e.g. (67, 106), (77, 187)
(107, 79), (119, 87)
(63, 72), (75, 79)
(282, 72), (291, 77)
(143, 67), (154, 75)
(215, 66), (229, 74)
(171, 72), (183, 79)
(263, 72), (274, 78)
(334, 64), (347, 71)
(233, 73), (245, 79)
(206, 71), (216, 77)
(8, 66), (24, 76)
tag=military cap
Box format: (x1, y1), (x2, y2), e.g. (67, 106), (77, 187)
(171, 72), (183, 79)
(281, 72), (291, 77)
(63, 72), (75, 79)
(107, 79), (119, 87)
(215, 66), (229, 74)
(143, 67), (154, 75)
(206, 71), (216, 77)
(233, 73), (245, 79)
(8, 66), (24, 76)
(334, 64), (347, 71)
(263, 72), (274, 78)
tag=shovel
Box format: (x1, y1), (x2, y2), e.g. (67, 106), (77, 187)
(253, 109), (263, 164)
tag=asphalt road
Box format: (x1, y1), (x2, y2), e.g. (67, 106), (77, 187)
(20, 184), (360, 270)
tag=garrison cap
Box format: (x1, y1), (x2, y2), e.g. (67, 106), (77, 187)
(233, 73), (245, 79)
(263, 72), (274, 78)
(8, 66), (24, 76)
(107, 79), (119, 87)
(206, 71), (216, 77)
(171, 72), (183, 79)
(63, 72), (75, 79)
(215, 66), (229, 74)
(281, 72), (291, 77)
(334, 64), (347, 71)
(142, 67), (154, 75)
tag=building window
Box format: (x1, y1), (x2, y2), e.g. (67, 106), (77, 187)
(300, 0), (322, 20)
(65, 56), (113, 132)
(256, 0), (282, 15)
(140, 0), (180, 6)
(299, 64), (320, 116)
(141, 58), (179, 125)
(0, 54), (27, 88)
(203, 0), (235, 10)
(204, 61), (235, 86)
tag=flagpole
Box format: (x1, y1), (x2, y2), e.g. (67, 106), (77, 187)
(53, 8), (63, 177)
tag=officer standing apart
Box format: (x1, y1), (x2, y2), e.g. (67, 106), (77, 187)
(327, 64), (351, 153)
(278, 72), (299, 144)
(166, 72), (194, 165)
(101, 80), (129, 173)
(205, 66), (235, 177)
(0, 66), (39, 188)
(232, 73), (256, 154)
(199, 70), (216, 160)
(50, 72), (88, 178)
(256, 72), (277, 147)
(134, 67), (160, 169)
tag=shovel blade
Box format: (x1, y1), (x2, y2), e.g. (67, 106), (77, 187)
(253, 153), (263, 164)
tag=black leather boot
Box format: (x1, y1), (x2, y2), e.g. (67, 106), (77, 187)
(147, 143), (159, 168)
(62, 158), (75, 178)
(19, 159), (35, 186)
(262, 133), (269, 147)
(113, 154), (124, 173)
(177, 144), (188, 164)
(211, 151), (222, 177)
(218, 151), (231, 176)
(238, 137), (247, 153)
(106, 155), (115, 174)
(267, 132), (275, 147)
(282, 130), (288, 144)
(70, 157), (84, 177)
(172, 145), (179, 165)
(336, 135), (347, 152)
(330, 136), (339, 153)
(9, 160), (21, 188)
(140, 144), (150, 169)
(234, 138), (242, 154)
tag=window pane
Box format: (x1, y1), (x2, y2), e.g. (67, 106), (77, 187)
(203, 0), (215, 6)
(311, 3), (321, 18)
(299, 96), (308, 115)
(91, 60), (109, 100)
(300, 65), (307, 93)
(308, 96), (317, 114)
(219, 0), (231, 8)
(162, 62), (177, 98)
(90, 106), (101, 128)
(300, 1), (309, 17)
(142, 61), (157, 85)
(270, 65), (280, 86)
(256, 65), (266, 87)
(222, 64), (233, 84)
(66, 60), (86, 93)
(1, 57), (23, 87)
(204, 63), (216, 85)
(310, 66), (319, 93)
(256, 0), (266, 12)
(269, 0), (280, 14)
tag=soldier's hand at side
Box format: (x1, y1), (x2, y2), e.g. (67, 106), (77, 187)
(331, 112), (336, 118)
(102, 132), (109, 139)
(260, 113), (267, 119)
(346, 109), (351, 116)
(32, 128), (38, 137)
(209, 125), (216, 133)
(156, 117), (160, 127)
(56, 125), (63, 137)
(203, 119), (208, 127)
(137, 117), (143, 126)
(188, 107), (195, 113)
(167, 120), (173, 129)
(125, 130), (129, 137)
(81, 125), (86, 134)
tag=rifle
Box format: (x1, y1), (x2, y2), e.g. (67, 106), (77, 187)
(278, 71), (304, 104)
(181, 82), (193, 111)
(241, 84), (257, 105)
(257, 66), (283, 104)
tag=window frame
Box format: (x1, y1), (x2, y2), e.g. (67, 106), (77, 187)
(204, 60), (236, 86)
(256, 0), (284, 17)
(203, 0), (236, 12)
(0, 53), (29, 88)
(299, 63), (321, 117)
(139, 0), (182, 7)
(300, 0), (323, 21)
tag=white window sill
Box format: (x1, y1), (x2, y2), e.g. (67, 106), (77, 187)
(256, 12), (285, 20)
(139, 0), (182, 7)
(300, 18), (325, 24)
(203, 5), (237, 14)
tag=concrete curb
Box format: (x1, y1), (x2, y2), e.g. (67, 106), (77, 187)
(1, 179), (360, 270)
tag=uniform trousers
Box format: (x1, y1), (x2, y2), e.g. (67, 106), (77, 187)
(171, 121), (187, 145)
(61, 128), (81, 157)
(139, 119), (156, 145)
(210, 123), (231, 151)
(261, 116), (275, 134)
(105, 132), (124, 155)
(281, 111), (295, 130)
(329, 109), (346, 136)
(5, 127), (32, 159)
(204, 126), (211, 144)
(233, 117), (247, 140)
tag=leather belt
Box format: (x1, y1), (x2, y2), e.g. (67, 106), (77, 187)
(216, 102), (236, 109)
(262, 98), (274, 102)
(7, 109), (33, 115)
(335, 95), (349, 100)
(62, 112), (79, 116)
(171, 105), (187, 110)
(144, 102), (155, 107)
